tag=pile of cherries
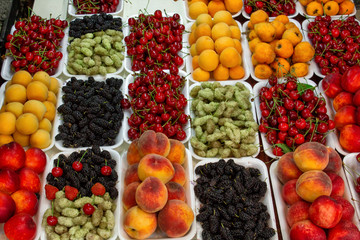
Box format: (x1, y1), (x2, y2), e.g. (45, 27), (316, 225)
(4, 15), (67, 75)
(244, 0), (296, 17)
(125, 10), (185, 73)
(307, 16), (360, 76)
(121, 70), (189, 141)
(73, 0), (120, 14)
(258, 76), (335, 156)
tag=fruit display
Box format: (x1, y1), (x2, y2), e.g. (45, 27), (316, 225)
(299, 0), (355, 17)
(271, 142), (360, 239)
(243, 0), (297, 18)
(246, 11), (314, 80)
(187, 11), (246, 82)
(2, 15), (67, 79)
(255, 76), (335, 157)
(65, 14), (124, 76)
(55, 76), (124, 149)
(123, 70), (189, 142)
(121, 130), (195, 239)
(194, 158), (277, 239)
(0, 70), (59, 149)
(42, 147), (119, 239)
(0, 142), (47, 240)
(304, 16), (360, 77)
(124, 10), (185, 73)
(189, 81), (259, 159)
(186, 0), (243, 19)
(70, 0), (121, 15)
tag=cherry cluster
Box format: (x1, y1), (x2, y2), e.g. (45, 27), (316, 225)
(307, 16), (360, 76)
(5, 15), (67, 75)
(73, 0), (120, 14)
(244, 0), (296, 17)
(125, 10), (185, 73)
(121, 70), (188, 141)
(258, 76), (335, 156)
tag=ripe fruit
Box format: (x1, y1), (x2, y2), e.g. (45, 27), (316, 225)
(83, 203), (95, 215)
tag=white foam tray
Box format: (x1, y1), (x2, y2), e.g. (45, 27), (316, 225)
(253, 78), (336, 159)
(40, 149), (121, 240)
(297, 0), (356, 19)
(270, 160), (360, 240)
(1, 25), (67, 81)
(54, 74), (125, 151)
(188, 81), (260, 161)
(123, 13), (185, 74)
(68, 0), (123, 17)
(194, 158), (278, 240)
(118, 149), (196, 240)
(241, 5), (298, 19)
(122, 70), (190, 145)
(62, 17), (125, 78)
(184, 20), (251, 83)
(343, 153), (360, 223)
(243, 19), (314, 82)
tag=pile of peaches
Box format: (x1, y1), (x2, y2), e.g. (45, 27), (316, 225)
(122, 130), (194, 239)
(276, 142), (360, 239)
(0, 142), (47, 240)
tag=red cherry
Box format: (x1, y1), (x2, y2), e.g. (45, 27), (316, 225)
(72, 161), (83, 172)
(52, 167), (63, 177)
(83, 203), (95, 215)
(47, 216), (58, 226)
(101, 166), (112, 176)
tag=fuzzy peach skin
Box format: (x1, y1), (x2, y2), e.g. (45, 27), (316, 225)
(123, 206), (157, 239)
(138, 154), (175, 184)
(166, 182), (186, 202)
(326, 172), (345, 197)
(11, 189), (38, 216)
(286, 200), (310, 227)
(276, 152), (302, 184)
(309, 195), (343, 229)
(124, 163), (140, 186)
(135, 177), (168, 213)
(122, 182), (140, 211)
(282, 179), (302, 205)
(296, 170), (332, 202)
(166, 139), (186, 164)
(293, 142), (329, 172)
(127, 139), (143, 165)
(323, 147), (342, 174)
(170, 163), (186, 186)
(138, 130), (170, 157)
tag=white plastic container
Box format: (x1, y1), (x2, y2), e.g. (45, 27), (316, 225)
(68, 0), (124, 17)
(253, 79), (336, 159)
(188, 80), (260, 161)
(122, 70), (191, 145)
(184, 21), (250, 83)
(123, 13), (185, 74)
(343, 153), (360, 223)
(54, 74), (125, 151)
(242, 5), (298, 19)
(40, 149), (121, 240)
(270, 160), (360, 240)
(194, 157), (278, 240)
(297, 0), (356, 19)
(1, 25), (67, 81)
(62, 17), (125, 78)
(243, 19), (314, 82)
(118, 149), (196, 240)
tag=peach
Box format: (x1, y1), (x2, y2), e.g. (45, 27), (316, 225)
(286, 200), (310, 227)
(158, 200), (194, 238)
(309, 195), (343, 229)
(0, 142), (26, 171)
(18, 168), (41, 193)
(122, 182), (140, 211)
(127, 139), (142, 165)
(334, 106), (357, 130)
(124, 163), (140, 186)
(135, 177), (168, 213)
(138, 130), (170, 157)
(326, 172), (345, 197)
(341, 65), (360, 93)
(4, 213), (37, 240)
(276, 152), (302, 184)
(0, 191), (16, 223)
(324, 147), (342, 174)
(322, 73), (343, 98)
(333, 92), (353, 112)
(293, 142), (329, 172)
(11, 189), (38, 216)
(328, 220), (360, 240)
(0, 169), (20, 195)
(332, 196), (355, 221)
(166, 139), (186, 164)
(166, 182), (186, 202)
(170, 163), (186, 186)
(24, 147), (46, 174)
(123, 206), (157, 239)
(296, 170), (332, 202)
(282, 179), (302, 205)
(290, 220), (326, 240)
(340, 124), (360, 152)
(138, 154), (175, 184)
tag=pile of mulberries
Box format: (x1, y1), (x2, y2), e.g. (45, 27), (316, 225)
(69, 13), (122, 38)
(56, 76), (124, 148)
(46, 146), (118, 199)
(194, 159), (276, 240)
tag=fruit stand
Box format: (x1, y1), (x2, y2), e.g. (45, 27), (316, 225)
(0, 0), (360, 239)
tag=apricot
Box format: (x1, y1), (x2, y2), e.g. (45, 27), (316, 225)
(138, 154), (175, 184)
(46, 91), (57, 106)
(13, 131), (30, 147)
(127, 139), (142, 165)
(189, 2), (208, 19)
(122, 182), (140, 211)
(290, 220), (326, 240)
(135, 177), (168, 213)
(42, 101), (56, 122)
(333, 92), (353, 112)
(138, 130), (170, 157)
(16, 113), (38, 135)
(276, 152), (302, 184)
(214, 36), (235, 54)
(213, 10), (233, 25)
(166, 182), (186, 201)
(198, 49), (219, 71)
(0, 112), (16, 135)
(11, 70), (32, 87)
(220, 47), (241, 68)
(30, 129), (51, 149)
(38, 118), (52, 132)
(0, 135), (14, 146)
(282, 179), (302, 205)
(293, 142), (329, 172)
(296, 170), (332, 202)
(211, 22), (231, 41)
(123, 206), (157, 239)
(309, 195), (343, 229)
(26, 81), (48, 102)
(49, 77), (59, 94)
(326, 172), (345, 197)
(124, 163), (140, 186)
(5, 102), (23, 118)
(286, 201), (310, 227)
(195, 23), (211, 39)
(23, 100), (46, 121)
(167, 139), (186, 164)
(196, 13), (213, 28)
(170, 163), (186, 186)
(324, 147), (342, 174)
(32, 71), (50, 88)
(5, 84), (27, 104)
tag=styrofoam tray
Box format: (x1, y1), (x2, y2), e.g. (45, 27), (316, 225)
(270, 160), (360, 240)
(241, 5), (298, 19)
(253, 79), (336, 159)
(54, 74), (125, 151)
(243, 19), (314, 82)
(184, 21), (251, 83)
(62, 17), (125, 78)
(68, 0), (123, 17)
(123, 13), (185, 74)
(188, 81), (260, 160)
(40, 149), (121, 240)
(118, 149), (196, 240)
(194, 158), (278, 240)
(1, 25), (67, 81)
(297, 0), (356, 19)
(122, 70), (190, 145)
(343, 153), (360, 223)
